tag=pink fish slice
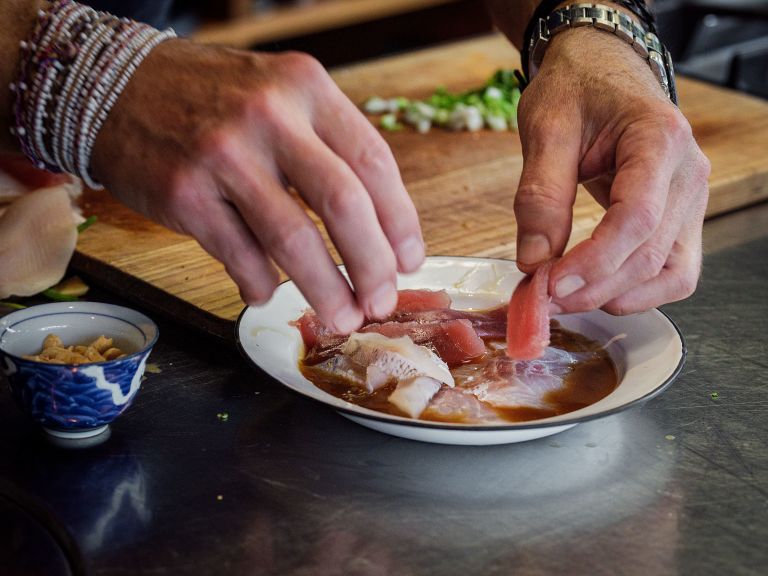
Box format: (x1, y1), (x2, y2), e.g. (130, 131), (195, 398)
(506, 261), (552, 360)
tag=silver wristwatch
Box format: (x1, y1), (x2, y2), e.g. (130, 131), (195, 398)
(527, 3), (678, 104)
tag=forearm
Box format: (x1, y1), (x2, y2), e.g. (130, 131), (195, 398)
(0, 0), (45, 151)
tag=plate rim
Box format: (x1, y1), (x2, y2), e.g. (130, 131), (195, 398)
(235, 255), (686, 432)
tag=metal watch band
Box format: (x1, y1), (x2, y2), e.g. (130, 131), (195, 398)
(527, 3), (678, 104)
(609, 0), (657, 33)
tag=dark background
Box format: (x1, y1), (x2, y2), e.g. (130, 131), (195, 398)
(84, 0), (768, 98)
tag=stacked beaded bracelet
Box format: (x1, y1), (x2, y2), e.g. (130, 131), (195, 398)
(10, 0), (176, 189)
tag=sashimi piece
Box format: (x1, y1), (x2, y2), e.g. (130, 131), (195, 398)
(310, 354), (367, 388)
(292, 309), (341, 350)
(363, 318), (485, 366)
(388, 306), (507, 339)
(506, 262), (552, 360)
(434, 319), (486, 365)
(388, 375), (442, 418)
(0, 186), (77, 298)
(302, 317), (488, 367)
(422, 387), (504, 424)
(395, 289), (452, 312)
(448, 346), (596, 413)
(293, 299), (508, 364)
(341, 332), (454, 392)
(469, 357), (563, 410)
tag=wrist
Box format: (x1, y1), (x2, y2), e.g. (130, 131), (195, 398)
(524, 3), (676, 103)
(9, 1), (177, 186)
(544, 25), (663, 97)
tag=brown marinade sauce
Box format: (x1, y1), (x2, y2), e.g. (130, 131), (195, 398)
(300, 319), (618, 423)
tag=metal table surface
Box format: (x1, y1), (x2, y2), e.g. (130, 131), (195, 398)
(1, 204), (767, 576)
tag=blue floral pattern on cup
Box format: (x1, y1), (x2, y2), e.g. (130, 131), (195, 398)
(0, 302), (158, 434)
(2, 352), (149, 430)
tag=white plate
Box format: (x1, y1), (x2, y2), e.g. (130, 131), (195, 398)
(236, 256), (685, 445)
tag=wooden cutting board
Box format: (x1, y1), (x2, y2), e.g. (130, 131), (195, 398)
(72, 35), (768, 339)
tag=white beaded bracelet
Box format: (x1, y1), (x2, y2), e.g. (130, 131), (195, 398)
(10, 1), (176, 189)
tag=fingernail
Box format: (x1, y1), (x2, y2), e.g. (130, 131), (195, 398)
(518, 234), (551, 265)
(333, 303), (363, 334)
(397, 235), (425, 272)
(555, 275), (585, 298)
(369, 282), (398, 319)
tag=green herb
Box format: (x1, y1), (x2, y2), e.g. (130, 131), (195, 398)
(42, 276), (89, 301)
(365, 68), (522, 133)
(710, 392), (719, 400)
(217, 412), (229, 422)
(380, 113), (403, 131)
(77, 215), (97, 233)
(42, 288), (79, 301)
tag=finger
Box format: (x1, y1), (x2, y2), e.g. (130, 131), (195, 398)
(184, 193), (281, 306)
(550, 130), (681, 301)
(601, 152), (709, 314)
(601, 235), (702, 314)
(558, 144), (709, 313)
(556, 173), (685, 312)
(211, 140), (364, 333)
(514, 120), (581, 273)
(312, 85), (424, 273)
(276, 127), (400, 320)
(556, 226), (680, 312)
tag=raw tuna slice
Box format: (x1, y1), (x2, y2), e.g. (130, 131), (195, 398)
(434, 319), (486, 365)
(362, 318), (484, 366)
(395, 289), (452, 312)
(295, 294), (502, 366)
(388, 307), (507, 339)
(506, 262), (552, 360)
(292, 309), (339, 350)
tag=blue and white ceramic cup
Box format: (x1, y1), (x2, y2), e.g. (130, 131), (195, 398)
(0, 302), (158, 439)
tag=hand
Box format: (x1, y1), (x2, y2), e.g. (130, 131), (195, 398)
(91, 40), (424, 332)
(514, 27), (710, 315)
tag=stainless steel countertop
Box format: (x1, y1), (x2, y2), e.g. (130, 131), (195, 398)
(1, 203), (767, 576)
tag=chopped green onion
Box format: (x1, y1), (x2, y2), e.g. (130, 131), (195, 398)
(364, 68), (521, 134)
(42, 276), (89, 301)
(380, 113), (403, 131)
(42, 288), (79, 302)
(77, 215), (97, 233)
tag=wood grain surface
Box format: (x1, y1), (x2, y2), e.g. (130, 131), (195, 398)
(72, 35), (768, 339)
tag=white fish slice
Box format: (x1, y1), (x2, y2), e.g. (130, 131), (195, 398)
(0, 186), (78, 298)
(311, 354), (367, 388)
(388, 375), (442, 418)
(341, 332), (454, 392)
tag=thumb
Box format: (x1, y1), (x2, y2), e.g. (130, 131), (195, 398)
(514, 126), (580, 274)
